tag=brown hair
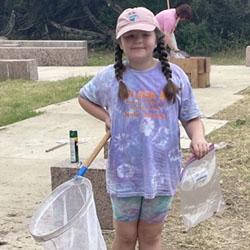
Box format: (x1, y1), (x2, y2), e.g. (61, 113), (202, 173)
(176, 4), (192, 21)
(114, 28), (180, 103)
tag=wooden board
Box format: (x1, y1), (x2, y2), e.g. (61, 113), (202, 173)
(169, 57), (210, 88)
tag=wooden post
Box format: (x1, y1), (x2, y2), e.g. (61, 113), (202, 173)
(167, 0), (170, 9)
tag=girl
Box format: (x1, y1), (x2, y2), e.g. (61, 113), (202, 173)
(79, 7), (209, 250)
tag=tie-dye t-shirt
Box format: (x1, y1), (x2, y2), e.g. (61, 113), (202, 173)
(80, 62), (201, 198)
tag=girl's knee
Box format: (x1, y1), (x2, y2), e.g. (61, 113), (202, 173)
(116, 233), (137, 245)
(114, 219), (138, 245)
(138, 230), (161, 245)
(137, 220), (164, 246)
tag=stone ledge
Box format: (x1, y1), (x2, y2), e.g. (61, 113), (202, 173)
(0, 40), (87, 48)
(0, 59), (38, 80)
(0, 40), (88, 66)
(0, 47), (87, 66)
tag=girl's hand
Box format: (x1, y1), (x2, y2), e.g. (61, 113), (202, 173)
(190, 138), (209, 160)
(105, 116), (111, 132)
(182, 118), (209, 160)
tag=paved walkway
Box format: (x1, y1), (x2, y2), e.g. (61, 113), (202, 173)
(0, 65), (249, 249)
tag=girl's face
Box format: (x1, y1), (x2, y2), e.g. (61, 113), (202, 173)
(120, 30), (156, 67)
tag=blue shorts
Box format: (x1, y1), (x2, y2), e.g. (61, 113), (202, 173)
(110, 195), (173, 223)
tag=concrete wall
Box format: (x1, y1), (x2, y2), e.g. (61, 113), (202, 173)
(0, 40), (87, 47)
(0, 59), (38, 80)
(0, 40), (88, 66)
(0, 47), (87, 66)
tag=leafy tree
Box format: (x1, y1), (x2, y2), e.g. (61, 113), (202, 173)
(0, 0), (249, 53)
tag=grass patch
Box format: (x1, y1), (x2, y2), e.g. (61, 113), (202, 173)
(87, 48), (246, 66)
(88, 50), (114, 66)
(210, 47), (246, 65)
(0, 76), (91, 126)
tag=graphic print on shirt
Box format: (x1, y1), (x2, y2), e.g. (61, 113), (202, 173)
(124, 89), (167, 119)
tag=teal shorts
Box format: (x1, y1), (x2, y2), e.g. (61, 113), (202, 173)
(110, 195), (173, 223)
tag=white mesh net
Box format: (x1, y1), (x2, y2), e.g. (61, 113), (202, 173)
(30, 177), (107, 250)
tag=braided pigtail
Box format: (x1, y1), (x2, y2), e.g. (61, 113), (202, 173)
(155, 29), (180, 103)
(114, 43), (128, 99)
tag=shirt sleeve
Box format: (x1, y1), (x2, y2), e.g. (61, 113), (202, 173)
(79, 65), (114, 108)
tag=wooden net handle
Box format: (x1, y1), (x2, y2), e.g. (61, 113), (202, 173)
(84, 130), (111, 168)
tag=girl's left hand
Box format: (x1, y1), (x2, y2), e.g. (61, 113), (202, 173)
(190, 138), (209, 160)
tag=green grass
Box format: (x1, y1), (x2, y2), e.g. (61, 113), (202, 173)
(0, 76), (91, 126)
(210, 47), (246, 65)
(88, 50), (114, 66)
(87, 48), (246, 66)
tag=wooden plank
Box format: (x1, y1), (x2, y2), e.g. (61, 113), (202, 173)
(190, 58), (199, 88)
(168, 57), (210, 88)
(169, 58), (192, 73)
(197, 57), (205, 73)
(205, 58), (211, 72)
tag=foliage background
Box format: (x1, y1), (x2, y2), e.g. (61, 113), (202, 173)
(0, 0), (249, 55)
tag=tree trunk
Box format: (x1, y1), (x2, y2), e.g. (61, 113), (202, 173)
(2, 10), (15, 36)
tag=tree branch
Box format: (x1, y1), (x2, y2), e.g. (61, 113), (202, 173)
(79, 0), (114, 37)
(2, 10), (15, 35)
(49, 20), (107, 40)
(104, 0), (123, 14)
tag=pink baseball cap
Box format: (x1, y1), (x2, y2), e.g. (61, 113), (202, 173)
(116, 7), (160, 39)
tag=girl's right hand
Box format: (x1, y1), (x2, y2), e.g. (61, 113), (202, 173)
(105, 116), (111, 132)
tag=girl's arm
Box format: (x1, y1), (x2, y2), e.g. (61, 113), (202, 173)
(78, 95), (111, 130)
(181, 117), (209, 159)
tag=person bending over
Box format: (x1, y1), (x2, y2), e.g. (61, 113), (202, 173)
(156, 4), (192, 58)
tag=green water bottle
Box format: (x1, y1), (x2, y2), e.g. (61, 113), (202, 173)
(69, 130), (79, 163)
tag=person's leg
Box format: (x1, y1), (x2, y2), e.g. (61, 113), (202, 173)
(137, 196), (173, 250)
(137, 219), (164, 250)
(110, 196), (142, 250)
(169, 32), (185, 58)
(170, 32), (178, 49)
(112, 218), (138, 250)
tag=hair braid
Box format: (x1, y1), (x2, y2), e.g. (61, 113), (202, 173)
(156, 35), (180, 103)
(114, 43), (128, 99)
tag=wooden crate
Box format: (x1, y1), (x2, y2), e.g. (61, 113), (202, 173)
(169, 57), (210, 88)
